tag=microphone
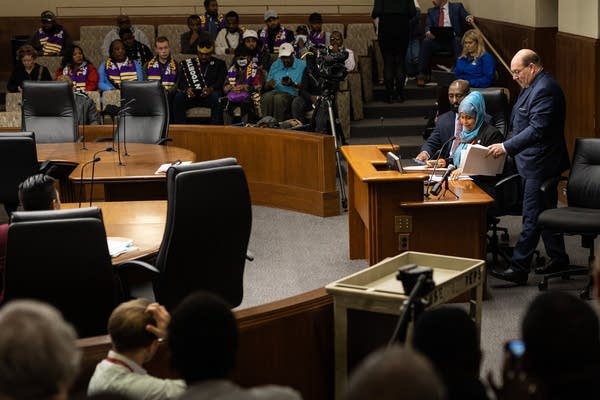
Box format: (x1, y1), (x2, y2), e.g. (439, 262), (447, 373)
(426, 135), (456, 187)
(75, 91), (88, 150)
(430, 164), (457, 196)
(118, 98), (136, 157)
(88, 147), (114, 206)
(78, 156), (100, 207)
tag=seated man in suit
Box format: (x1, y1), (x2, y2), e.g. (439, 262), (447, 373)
(415, 79), (471, 162)
(88, 298), (186, 399)
(417, 0), (474, 86)
(173, 37), (227, 124)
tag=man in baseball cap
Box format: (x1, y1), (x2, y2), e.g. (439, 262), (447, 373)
(258, 9), (294, 55)
(261, 42), (306, 122)
(29, 10), (72, 56)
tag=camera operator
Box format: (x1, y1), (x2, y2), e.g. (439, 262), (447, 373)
(329, 31), (355, 72)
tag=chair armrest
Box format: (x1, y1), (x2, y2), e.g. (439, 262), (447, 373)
(115, 260), (160, 284)
(540, 175), (568, 208)
(495, 173), (521, 189)
(156, 137), (173, 145)
(39, 160), (52, 174)
(494, 173), (523, 214)
(246, 250), (254, 262)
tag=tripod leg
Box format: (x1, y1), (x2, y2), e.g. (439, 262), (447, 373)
(326, 97), (348, 211)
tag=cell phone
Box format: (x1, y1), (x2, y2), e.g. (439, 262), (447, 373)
(505, 339), (525, 359)
(282, 76), (291, 83)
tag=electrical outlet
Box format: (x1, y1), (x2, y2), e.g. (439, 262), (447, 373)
(394, 216), (412, 233)
(398, 233), (410, 251)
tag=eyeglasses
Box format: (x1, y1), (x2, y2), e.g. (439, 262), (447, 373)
(511, 63), (532, 77)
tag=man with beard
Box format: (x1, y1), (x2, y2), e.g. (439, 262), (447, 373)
(174, 38), (227, 124)
(120, 27), (153, 66)
(29, 10), (73, 56)
(258, 10), (294, 55)
(235, 29), (271, 71)
(261, 42), (305, 123)
(415, 79), (471, 162)
(215, 11), (243, 55)
(200, 0), (226, 41)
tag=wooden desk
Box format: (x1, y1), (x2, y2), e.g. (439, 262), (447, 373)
(62, 200), (166, 264)
(342, 145), (494, 265)
(37, 142), (196, 201)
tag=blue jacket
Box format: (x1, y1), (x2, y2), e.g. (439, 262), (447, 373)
(267, 58), (306, 97)
(425, 2), (470, 38)
(454, 52), (496, 88)
(504, 70), (570, 179)
(98, 59), (143, 91)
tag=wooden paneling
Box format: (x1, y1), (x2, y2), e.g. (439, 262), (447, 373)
(555, 32), (600, 156)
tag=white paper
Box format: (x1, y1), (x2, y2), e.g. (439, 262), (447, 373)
(461, 144), (505, 176)
(155, 161), (193, 174)
(107, 237), (135, 258)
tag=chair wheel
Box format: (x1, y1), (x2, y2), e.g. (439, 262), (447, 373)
(500, 233), (509, 242)
(538, 280), (548, 291)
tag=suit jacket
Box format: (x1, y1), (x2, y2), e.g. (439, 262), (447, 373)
(422, 110), (456, 159)
(425, 2), (470, 38)
(504, 70), (570, 179)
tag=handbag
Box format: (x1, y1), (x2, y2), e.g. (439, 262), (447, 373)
(227, 90), (250, 103)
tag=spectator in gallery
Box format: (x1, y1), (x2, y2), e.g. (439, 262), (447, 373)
(56, 75), (100, 125)
(215, 11), (243, 55)
(98, 39), (143, 92)
(293, 25), (309, 59)
(307, 12), (330, 47)
(55, 45), (99, 92)
(102, 14), (151, 58)
(7, 44), (52, 93)
(120, 27), (153, 66)
(145, 36), (179, 120)
(235, 29), (271, 71)
(28, 10), (73, 56)
(181, 15), (209, 55)
(454, 29), (496, 88)
(223, 50), (263, 125)
(259, 10), (295, 55)
(199, 0), (226, 41)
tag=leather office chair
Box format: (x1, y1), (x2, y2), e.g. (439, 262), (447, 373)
(117, 81), (170, 144)
(4, 207), (157, 337)
(152, 157), (252, 310)
(0, 132), (42, 215)
(21, 81), (78, 143)
(537, 138), (600, 298)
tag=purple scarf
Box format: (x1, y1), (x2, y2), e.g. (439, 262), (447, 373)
(62, 62), (90, 91)
(104, 57), (137, 87)
(309, 30), (326, 46)
(146, 57), (178, 89)
(259, 25), (289, 53)
(37, 28), (65, 55)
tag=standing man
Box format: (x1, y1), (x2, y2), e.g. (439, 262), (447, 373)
(261, 42), (305, 123)
(29, 10), (73, 56)
(372, 0), (417, 103)
(417, 0), (473, 87)
(415, 79), (471, 162)
(488, 49), (570, 284)
(174, 38), (226, 124)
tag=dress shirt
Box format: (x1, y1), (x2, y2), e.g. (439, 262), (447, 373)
(87, 350), (186, 400)
(441, 3), (451, 27)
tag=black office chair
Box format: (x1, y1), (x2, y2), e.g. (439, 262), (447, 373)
(4, 207), (157, 337)
(150, 157), (252, 310)
(21, 81), (78, 143)
(116, 81), (170, 145)
(537, 138), (600, 298)
(0, 132), (44, 215)
(478, 87), (510, 137)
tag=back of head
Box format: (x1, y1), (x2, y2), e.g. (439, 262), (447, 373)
(522, 291), (600, 386)
(344, 346), (445, 400)
(0, 300), (80, 400)
(108, 298), (157, 353)
(412, 307), (480, 379)
(168, 291), (238, 383)
(18, 173), (58, 211)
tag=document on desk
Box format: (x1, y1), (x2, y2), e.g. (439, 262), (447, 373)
(155, 161), (193, 174)
(461, 144), (506, 176)
(107, 237), (136, 258)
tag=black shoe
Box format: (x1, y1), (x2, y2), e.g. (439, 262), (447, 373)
(534, 258), (570, 275)
(489, 268), (528, 285)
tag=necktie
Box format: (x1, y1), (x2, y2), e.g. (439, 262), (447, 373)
(438, 7), (445, 27)
(450, 115), (461, 156)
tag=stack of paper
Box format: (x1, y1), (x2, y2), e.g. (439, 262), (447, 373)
(107, 237), (135, 258)
(461, 144), (506, 176)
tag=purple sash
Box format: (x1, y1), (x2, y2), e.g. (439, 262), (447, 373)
(309, 30), (327, 46)
(104, 58), (138, 87)
(259, 25), (289, 53)
(146, 57), (178, 89)
(62, 62), (90, 91)
(37, 28), (65, 55)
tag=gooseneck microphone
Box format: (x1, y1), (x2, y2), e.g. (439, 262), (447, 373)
(119, 98), (136, 157)
(426, 135), (456, 187)
(78, 157), (100, 207)
(88, 147), (114, 206)
(430, 164), (457, 196)
(75, 91), (88, 150)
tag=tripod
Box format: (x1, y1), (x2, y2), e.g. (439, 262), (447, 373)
(312, 86), (348, 211)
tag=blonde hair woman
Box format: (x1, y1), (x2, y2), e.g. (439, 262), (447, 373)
(454, 29), (496, 88)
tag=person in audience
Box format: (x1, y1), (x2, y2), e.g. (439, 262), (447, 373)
(102, 15), (151, 58)
(87, 299), (186, 399)
(28, 10), (73, 56)
(199, 0), (226, 41)
(330, 31), (356, 72)
(120, 27), (153, 66)
(174, 38), (226, 124)
(7, 44), (52, 93)
(417, 0), (474, 87)
(223, 50), (263, 125)
(181, 15), (208, 54)
(57, 75), (100, 125)
(259, 10), (295, 55)
(344, 346), (445, 400)
(490, 292), (600, 399)
(454, 29), (496, 88)
(412, 307), (488, 400)
(55, 45), (99, 91)
(487, 49), (569, 285)
(168, 291), (302, 400)
(98, 39), (143, 92)
(215, 11), (243, 55)
(261, 42), (306, 123)
(405, 0), (422, 78)
(145, 36), (179, 120)
(0, 300), (81, 400)
(307, 13), (329, 47)
(291, 51), (327, 132)
(415, 79), (471, 162)
(372, 0), (417, 103)
(235, 29), (271, 71)
(293, 25), (309, 58)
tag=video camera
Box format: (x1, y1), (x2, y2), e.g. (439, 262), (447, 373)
(308, 44), (349, 83)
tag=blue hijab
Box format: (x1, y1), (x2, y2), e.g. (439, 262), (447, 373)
(454, 91), (486, 167)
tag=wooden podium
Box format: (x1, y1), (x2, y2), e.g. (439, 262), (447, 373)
(342, 145), (494, 265)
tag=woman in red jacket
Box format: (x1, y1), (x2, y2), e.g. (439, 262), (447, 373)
(55, 45), (99, 91)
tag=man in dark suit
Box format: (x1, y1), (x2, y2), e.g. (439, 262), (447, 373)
(416, 79), (471, 162)
(417, 0), (473, 86)
(488, 49), (570, 284)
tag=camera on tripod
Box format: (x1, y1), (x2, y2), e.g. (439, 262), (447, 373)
(310, 44), (349, 85)
(396, 263), (436, 296)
